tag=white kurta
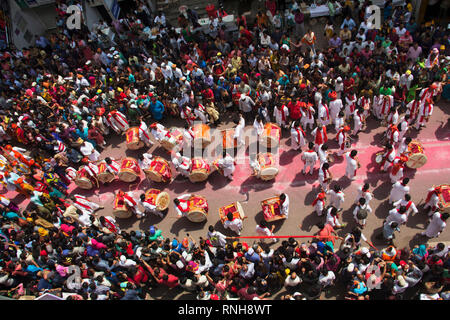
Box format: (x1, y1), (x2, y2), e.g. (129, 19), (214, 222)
(138, 153), (153, 170)
(80, 142), (100, 162)
(290, 125), (306, 150)
(345, 152), (358, 179)
(389, 182), (410, 203)
(151, 123), (168, 141)
(273, 105), (290, 127)
(423, 212), (446, 238)
(329, 99), (343, 122)
(73, 194), (100, 215)
(234, 117), (245, 145)
(327, 190), (345, 209)
(224, 218), (243, 235)
(174, 194), (192, 217)
(302, 150), (318, 174)
(139, 121), (152, 146)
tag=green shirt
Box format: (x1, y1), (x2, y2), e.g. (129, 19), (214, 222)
(149, 229), (163, 241)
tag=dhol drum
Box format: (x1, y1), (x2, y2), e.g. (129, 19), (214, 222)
(221, 129), (237, 150)
(260, 123), (281, 149)
(258, 153), (279, 181)
(375, 151), (384, 164)
(145, 157), (172, 183)
(189, 158), (210, 183)
(219, 201), (245, 225)
(436, 184), (450, 214)
(126, 127), (144, 150)
(261, 196), (286, 222)
(145, 188), (170, 211)
(118, 157), (141, 182)
(74, 169), (95, 189)
(192, 123), (211, 148)
(113, 193), (132, 219)
(97, 161), (116, 184)
(161, 127), (184, 151)
(186, 195), (209, 223)
(406, 140), (427, 169)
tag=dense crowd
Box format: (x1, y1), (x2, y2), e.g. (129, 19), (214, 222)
(0, 0), (448, 300)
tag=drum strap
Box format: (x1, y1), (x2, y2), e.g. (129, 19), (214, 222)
(406, 201), (412, 210)
(103, 218), (117, 233)
(139, 123), (151, 141)
(322, 103), (330, 119)
(312, 193), (326, 206)
(425, 190), (439, 204)
(123, 193), (137, 207)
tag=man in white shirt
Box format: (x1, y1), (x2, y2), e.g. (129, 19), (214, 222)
(389, 178), (410, 204)
(327, 184), (345, 210)
(223, 212), (245, 235)
(280, 193), (289, 218)
(302, 142), (318, 175)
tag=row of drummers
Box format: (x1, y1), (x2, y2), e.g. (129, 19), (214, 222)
(112, 187), (287, 228)
(70, 121), (284, 189)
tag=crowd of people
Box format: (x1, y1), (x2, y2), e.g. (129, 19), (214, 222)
(0, 0), (448, 300)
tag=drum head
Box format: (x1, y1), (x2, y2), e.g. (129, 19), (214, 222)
(189, 170), (209, 182)
(260, 167), (278, 180)
(146, 169), (163, 183)
(127, 141), (144, 150)
(98, 172), (114, 184)
(406, 153), (427, 169)
(156, 192), (170, 211)
(187, 209), (207, 223)
(113, 208), (132, 219)
(75, 177), (93, 189)
(375, 154), (383, 164)
(236, 201), (245, 219)
(118, 171), (138, 182)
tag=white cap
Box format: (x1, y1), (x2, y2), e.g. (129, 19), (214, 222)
(337, 77), (342, 82)
(361, 247), (369, 255)
(247, 248), (254, 255)
(347, 263), (355, 272)
(147, 57), (152, 64)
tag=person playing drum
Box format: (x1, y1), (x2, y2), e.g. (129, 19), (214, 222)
(183, 124), (195, 148)
(70, 194), (104, 216)
(279, 193), (290, 218)
(380, 143), (396, 172)
(424, 186), (443, 215)
(138, 153), (153, 171)
(150, 122), (168, 142)
(223, 211), (246, 235)
(415, 98), (434, 130)
(173, 194), (193, 218)
(139, 193), (164, 218)
(116, 190), (144, 218)
(172, 152), (191, 178)
(104, 157), (120, 181)
(249, 153), (261, 177)
(215, 151), (236, 181)
(138, 115), (152, 147)
(389, 155), (408, 184)
(79, 162), (100, 188)
(99, 215), (121, 234)
(386, 124), (400, 146)
(107, 109), (129, 134)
